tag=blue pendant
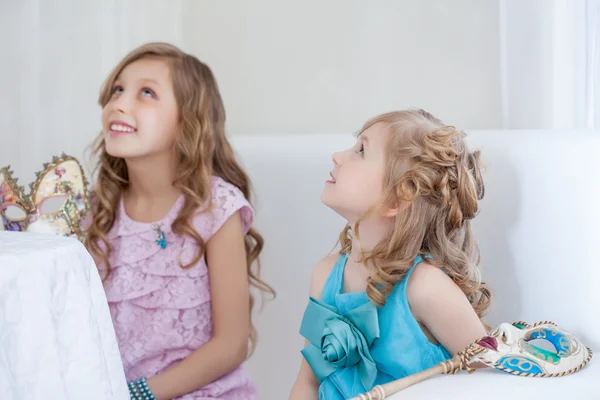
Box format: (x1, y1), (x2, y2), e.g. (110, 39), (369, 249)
(156, 231), (167, 249)
(152, 224), (167, 249)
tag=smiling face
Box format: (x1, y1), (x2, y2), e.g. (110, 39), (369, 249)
(321, 122), (390, 223)
(101, 57), (180, 160)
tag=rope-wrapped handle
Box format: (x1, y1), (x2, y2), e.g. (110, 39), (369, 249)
(350, 337), (488, 400)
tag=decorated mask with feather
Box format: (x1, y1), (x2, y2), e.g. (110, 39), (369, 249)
(0, 154), (89, 241)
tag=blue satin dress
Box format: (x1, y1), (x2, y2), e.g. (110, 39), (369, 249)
(300, 253), (451, 399)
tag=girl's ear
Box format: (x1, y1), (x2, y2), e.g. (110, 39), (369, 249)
(381, 196), (400, 217)
(382, 206), (399, 218)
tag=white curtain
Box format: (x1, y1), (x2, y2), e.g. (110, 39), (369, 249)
(499, 0), (600, 129)
(0, 0), (185, 182)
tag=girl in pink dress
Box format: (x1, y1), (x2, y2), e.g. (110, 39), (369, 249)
(84, 42), (274, 400)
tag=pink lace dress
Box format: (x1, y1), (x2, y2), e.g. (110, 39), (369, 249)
(98, 177), (257, 399)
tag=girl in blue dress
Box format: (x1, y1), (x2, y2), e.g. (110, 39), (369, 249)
(290, 109), (492, 399)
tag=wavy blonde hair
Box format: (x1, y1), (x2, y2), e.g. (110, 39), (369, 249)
(340, 109), (491, 320)
(84, 42), (274, 355)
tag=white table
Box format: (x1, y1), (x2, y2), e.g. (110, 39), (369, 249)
(0, 231), (128, 400)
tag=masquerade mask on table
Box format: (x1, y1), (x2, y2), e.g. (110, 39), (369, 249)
(0, 154), (90, 241)
(479, 320), (592, 376)
(352, 320), (593, 400)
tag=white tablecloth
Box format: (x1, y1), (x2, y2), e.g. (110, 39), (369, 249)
(0, 232), (128, 400)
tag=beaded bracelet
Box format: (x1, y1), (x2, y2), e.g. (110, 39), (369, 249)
(128, 376), (157, 400)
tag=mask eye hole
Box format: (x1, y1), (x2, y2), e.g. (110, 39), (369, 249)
(2, 204), (28, 221)
(524, 328), (570, 362)
(39, 195), (68, 215)
(527, 338), (556, 352)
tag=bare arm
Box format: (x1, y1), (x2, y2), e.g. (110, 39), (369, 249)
(289, 254), (339, 400)
(146, 211), (251, 400)
(407, 263), (488, 356)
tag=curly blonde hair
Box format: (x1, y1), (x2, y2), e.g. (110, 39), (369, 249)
(84, 42), (274, 355)
(340, 109), (491, 320)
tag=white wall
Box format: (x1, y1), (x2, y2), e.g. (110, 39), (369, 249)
(0, 0), (503, 182)
(1, 1), (597, 180)
(182, 0), (503, 134)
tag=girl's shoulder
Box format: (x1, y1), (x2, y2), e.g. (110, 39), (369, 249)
(308, 253), (341, 300)
(209, 176), (245, 204)
(193, 176), (254, 240)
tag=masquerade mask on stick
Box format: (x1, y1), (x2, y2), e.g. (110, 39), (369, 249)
(0, 154), (89, 241)
(351, 321), (593, 400)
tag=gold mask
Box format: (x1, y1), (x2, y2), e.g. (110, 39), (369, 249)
(0, 154), (89, 241)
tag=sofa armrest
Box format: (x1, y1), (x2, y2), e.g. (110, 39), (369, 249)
(387, 361), (599, 399)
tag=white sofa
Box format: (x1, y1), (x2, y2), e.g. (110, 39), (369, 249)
(231, 131), (600, 399)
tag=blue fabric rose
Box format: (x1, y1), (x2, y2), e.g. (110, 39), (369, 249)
(300, 297), (380, 390)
